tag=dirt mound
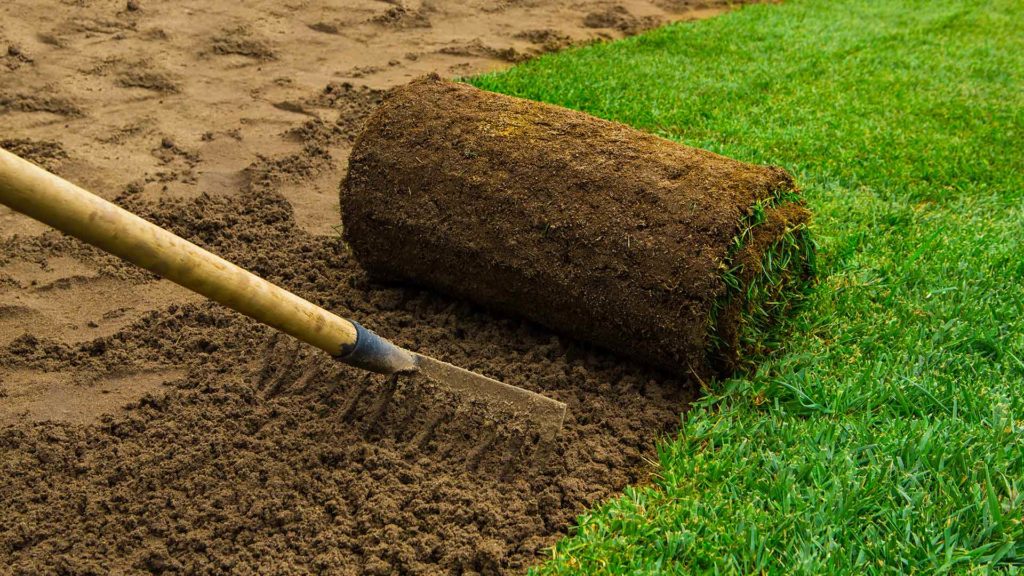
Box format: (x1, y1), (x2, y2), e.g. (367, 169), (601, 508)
(306, 83), (386, 144)
(513, 29), (574, 52)
(439, 39), (528, 63)
(372, 4), (433, 29)
(208, 27), (275, 61)
(0, 91), (82, 117)
(583, 6), (662, 34)
(343, 77), (810, 379)
(0, 138), (68, 171)
(117, 69), (179, 94)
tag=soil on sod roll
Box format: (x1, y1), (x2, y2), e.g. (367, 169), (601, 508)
(342, 76), (812, 379)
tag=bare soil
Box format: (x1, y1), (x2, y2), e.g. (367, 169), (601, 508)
(2, 1), (751, 573)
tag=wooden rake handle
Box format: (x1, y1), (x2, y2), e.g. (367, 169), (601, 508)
(0, 147), (415, 374)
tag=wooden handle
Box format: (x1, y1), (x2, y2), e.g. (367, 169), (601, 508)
(0, 147), (358, 357)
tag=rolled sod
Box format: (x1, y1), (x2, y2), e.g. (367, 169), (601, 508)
(341, 76), (813, 378)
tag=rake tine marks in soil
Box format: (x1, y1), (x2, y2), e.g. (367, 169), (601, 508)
(295, 362), (554, 472)
(290, 359), (323, 396)
(387, 377), (440, 442)
(465, 422), (498, 472)
(254, 333), (285, 391)
(362, 375), (401, 435)
(244, 297), (559, 472)
(498, 434), (528, 481)
(256, 335), (302, 397)
(406, 407), (448, 453)
(335, 373), (423, 439)
(339, 374), (374, 423)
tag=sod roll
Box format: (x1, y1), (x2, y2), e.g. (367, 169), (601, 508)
(341, 76), (812, 378)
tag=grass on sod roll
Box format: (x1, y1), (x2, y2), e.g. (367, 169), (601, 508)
(709, 191), (815, 374)
(472, 0), (1024, 572)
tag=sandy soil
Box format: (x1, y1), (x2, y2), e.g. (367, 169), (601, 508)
(2, 1), (748, 573)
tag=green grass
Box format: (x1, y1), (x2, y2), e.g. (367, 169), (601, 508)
(470, 0), (1024, 572)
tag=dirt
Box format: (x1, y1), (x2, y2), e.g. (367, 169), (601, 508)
(583, 6), (663, 34)
(1, 0), (756, 573)
(343, 77), (808, 380)
(1, 181), (695, 574)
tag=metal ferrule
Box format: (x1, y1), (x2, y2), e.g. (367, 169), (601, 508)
(338, 321), (418, 374)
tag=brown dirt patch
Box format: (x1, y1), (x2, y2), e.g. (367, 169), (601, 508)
(0, 91), (83, 117)
(208, 26), (276, 61)
(0, 138), (68, 171)
(583, 6), (663, 34)
(0, 368), (183, 426)
(1, 182), (694, 574)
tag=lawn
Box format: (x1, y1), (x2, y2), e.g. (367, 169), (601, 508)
(472, 0), (1024, 572)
